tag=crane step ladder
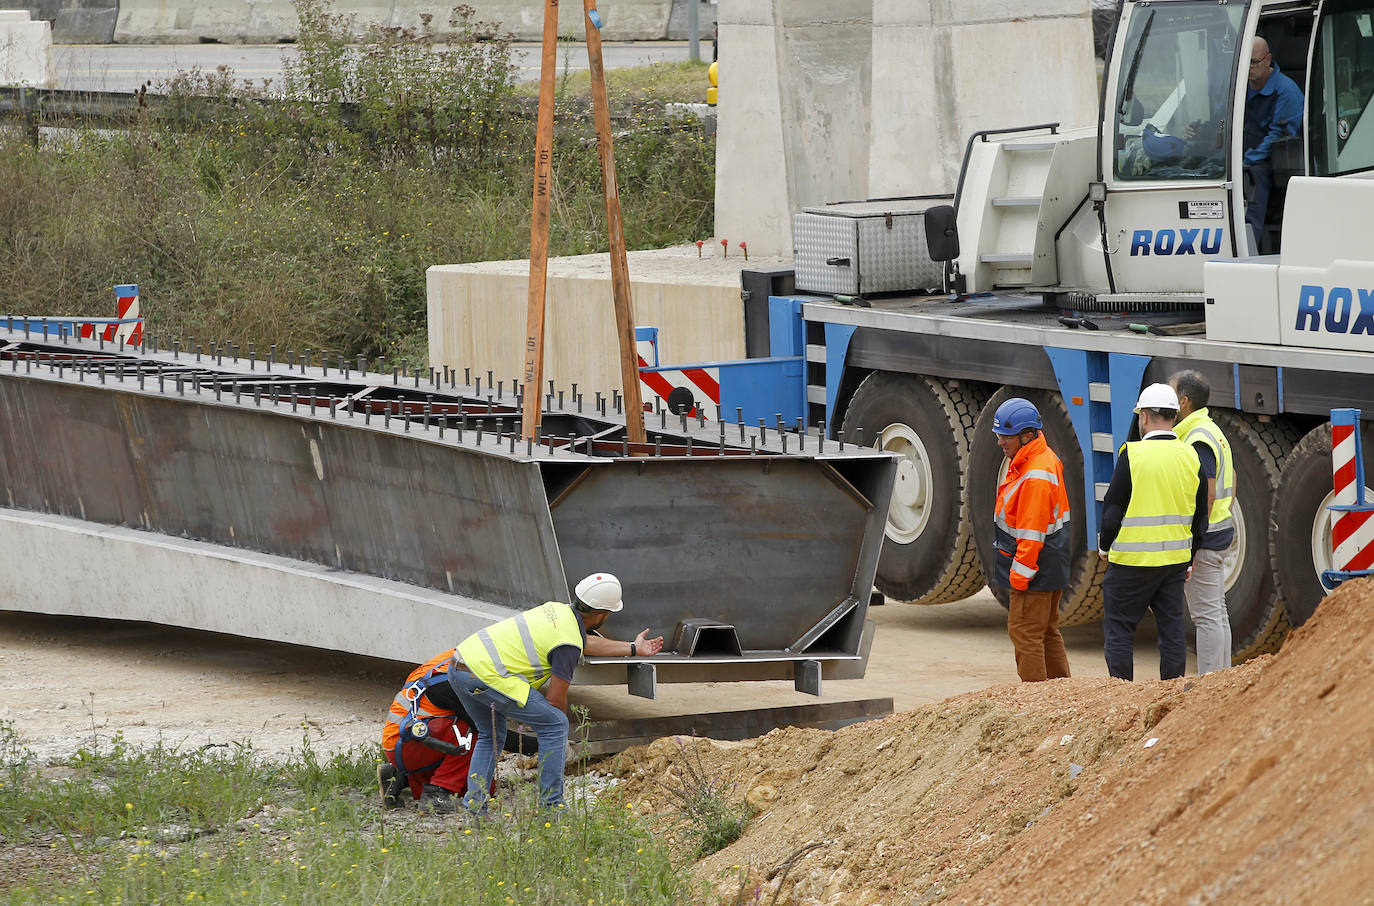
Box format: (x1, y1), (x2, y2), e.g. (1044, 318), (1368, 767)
(1321, 408), (1374, 589)
(967, 138), (1056, 287)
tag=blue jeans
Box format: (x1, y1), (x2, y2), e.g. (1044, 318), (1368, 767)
(448, 668), (570, 810)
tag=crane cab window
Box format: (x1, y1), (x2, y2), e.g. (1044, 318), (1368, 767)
(1309, 1), (1374, 175)
(1113, 3), (1245, 181)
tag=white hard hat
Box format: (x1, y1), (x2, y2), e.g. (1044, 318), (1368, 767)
(1133, 382), (1180, 413)
(574, 573), (623, 612)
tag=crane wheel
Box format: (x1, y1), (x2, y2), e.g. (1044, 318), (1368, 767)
(968, 387), (1106, 627)
(841, 371), (988, 604)
(1270, 421), (1374, 630)
(1201, 411), (1297, 661)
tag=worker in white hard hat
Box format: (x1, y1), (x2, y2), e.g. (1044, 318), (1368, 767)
(1097, 383), (1209, 681)
(447, 573), (664, 813)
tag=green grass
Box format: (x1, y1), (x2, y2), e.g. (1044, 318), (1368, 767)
(0, 721), (695, 905)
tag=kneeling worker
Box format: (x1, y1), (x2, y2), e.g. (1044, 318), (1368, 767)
(379, 648), (482, 812)
(990, 397), (1072, 682)
(448, 573), (664, 812)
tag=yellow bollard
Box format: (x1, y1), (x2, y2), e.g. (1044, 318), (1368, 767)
(707, 60), (718, 106)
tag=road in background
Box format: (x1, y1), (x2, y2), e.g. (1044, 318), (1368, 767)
(52, 41), (694, 93)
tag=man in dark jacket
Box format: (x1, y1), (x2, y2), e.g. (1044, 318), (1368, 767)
(1098, 384), (1210, 681)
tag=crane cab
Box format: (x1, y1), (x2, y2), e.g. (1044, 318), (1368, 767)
(1094, 0), (1374, 294)
(942, 0), (1374, 302)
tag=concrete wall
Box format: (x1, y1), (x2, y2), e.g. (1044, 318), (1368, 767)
(0, 508), (515, 665)
(714, 0), (874, 260)
(715, 0), (1099, 256)
(427, 245), (786, 402)
(107, 0), (683, 44)
(0, 10), (53, 87)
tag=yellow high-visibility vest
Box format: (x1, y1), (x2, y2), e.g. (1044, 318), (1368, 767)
(456, 602), (584, 706)
(1174, 407), (1235, 534)
(1110, 439), (1200, 567)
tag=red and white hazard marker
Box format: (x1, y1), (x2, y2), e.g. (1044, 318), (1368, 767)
(1331, 412), (1374, 574)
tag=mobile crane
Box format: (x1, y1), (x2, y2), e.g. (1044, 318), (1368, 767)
(684, 0), (1374, 662)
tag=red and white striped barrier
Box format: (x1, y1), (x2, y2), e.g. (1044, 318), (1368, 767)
(1324, 408), (1374, 588)
(640, 363), (721, 418)
(78, 284), (144, 346)
(635, 324), (721, 417)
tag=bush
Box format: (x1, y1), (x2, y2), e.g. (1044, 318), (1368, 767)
(656, 738), (753, 858)
(0, 0), (715, 368)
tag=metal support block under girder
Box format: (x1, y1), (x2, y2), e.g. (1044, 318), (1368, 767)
(628, 662), (657, 699)
(794, 659), (822, 696)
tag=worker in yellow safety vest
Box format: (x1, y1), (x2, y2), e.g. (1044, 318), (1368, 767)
(447, 573), (664, 812)
(1097, 383), (1210, 681)
(1170, 369), (1236, 674)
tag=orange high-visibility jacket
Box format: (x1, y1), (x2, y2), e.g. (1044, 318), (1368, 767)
(993, 433), (1071, 592)
(382, 648), (458, 752)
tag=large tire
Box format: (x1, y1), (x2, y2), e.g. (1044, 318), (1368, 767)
(1271, 422), (1374, 628)
(968, 388), (1106, 627)
(1206, 411), (1298, 661)
(841, 372), (987, 604)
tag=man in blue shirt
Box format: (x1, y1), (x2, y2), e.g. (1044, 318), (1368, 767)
(1244, 36), (1304, 242)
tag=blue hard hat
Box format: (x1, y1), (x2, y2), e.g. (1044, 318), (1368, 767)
(1142, 123), (1186, 163)
(992, 398), (1042, 435)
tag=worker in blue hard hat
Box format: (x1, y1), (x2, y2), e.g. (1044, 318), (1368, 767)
(1098, 383), (1210, 681)
(990, 397), (1072, 682)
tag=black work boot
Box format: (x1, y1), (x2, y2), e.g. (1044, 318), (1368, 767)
(377, 763), (405, 809)
(418, 784), (458, 814)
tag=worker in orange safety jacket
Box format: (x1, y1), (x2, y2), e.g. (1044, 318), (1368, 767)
(378, 648), (482, 812)
(991, 397), (1073, 682)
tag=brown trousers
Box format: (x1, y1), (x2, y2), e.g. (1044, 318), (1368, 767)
(1008, 588), (1071, 682)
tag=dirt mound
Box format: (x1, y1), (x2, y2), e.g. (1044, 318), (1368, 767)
(609, 579), (1374, 904)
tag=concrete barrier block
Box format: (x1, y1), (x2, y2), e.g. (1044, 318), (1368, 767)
(427, 246), (781, 401)
(53, 7), (118, 43)
(0, 13), (54, 88)
(404, 2), (675, 40)
(666, 0), (714, 42)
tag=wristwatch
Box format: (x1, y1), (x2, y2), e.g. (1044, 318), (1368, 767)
(630, 642), (637, 657)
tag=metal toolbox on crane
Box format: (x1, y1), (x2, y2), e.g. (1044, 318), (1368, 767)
(792, 196), (950, 297)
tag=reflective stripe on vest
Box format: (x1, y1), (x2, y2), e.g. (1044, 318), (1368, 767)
(455, 602), (584, 707)
(1175, 408), (1235, 534)
(1110, 439), (1200, 567)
